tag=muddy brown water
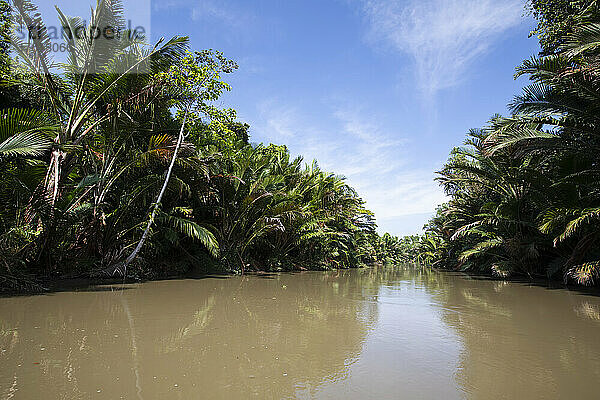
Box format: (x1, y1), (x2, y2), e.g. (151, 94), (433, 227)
(1, 266), (600, 399)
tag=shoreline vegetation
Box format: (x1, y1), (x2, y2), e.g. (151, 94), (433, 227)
(403, 1), (600, 287)
(2, 0), (600, 293)
(0, 0), (399, 293)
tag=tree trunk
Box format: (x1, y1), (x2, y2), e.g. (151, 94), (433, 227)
(29, 148), (65, 270)
(116, 110), (189, 277)
(45, 149), (64, 209)
(25, 148), (64, 224)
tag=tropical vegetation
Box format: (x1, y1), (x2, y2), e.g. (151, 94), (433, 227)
(0, 0), (387, 291)
(410, 0), (600, 286)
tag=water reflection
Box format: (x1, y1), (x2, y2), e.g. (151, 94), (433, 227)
(1, 267), (600, 399)
(0, 270), (380, 399)
(415, 268), (600, 400)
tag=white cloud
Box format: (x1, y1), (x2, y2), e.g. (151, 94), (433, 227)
(153, 0), (254, 29)
(191, 1), (239, 25)
(256, 101), (301, 140)
(360, 0), (524, 95)
(252, 99), (447, 235)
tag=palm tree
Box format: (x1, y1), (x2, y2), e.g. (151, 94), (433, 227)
(479, 5), (600, 283)
(431, 129), (552, 277)
(9, 0), (187, 208)
(0, 0), (380, 287)
(2, 0), (188, 267)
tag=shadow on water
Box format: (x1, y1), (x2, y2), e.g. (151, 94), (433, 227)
(0, 283), (134, 298)
(0, 273), (239, 298)
(1, 270), (330, 298)
(437, 268), (600, 298)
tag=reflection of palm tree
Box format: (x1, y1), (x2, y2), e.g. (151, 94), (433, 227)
(0, 270), (384, 398)
(423, 270), (600, 399)
(163, 295), (216, 353)
(121, 296), (144, 400)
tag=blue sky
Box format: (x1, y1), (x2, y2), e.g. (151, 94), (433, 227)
(159, 0), (541, 236)
(44, 0), (541, 236)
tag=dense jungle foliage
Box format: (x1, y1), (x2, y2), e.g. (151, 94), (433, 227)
(0, 0), (405, 291)
(408, 0), (600, 285)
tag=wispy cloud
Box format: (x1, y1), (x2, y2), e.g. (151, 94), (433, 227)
(256, 101), (301, 140)
(359, 0), (524, 96)
(153, 0), (188, 11)
(190, 1), (253, 27)
(253, 99), (447, 235)
(153, 0), (254, 29)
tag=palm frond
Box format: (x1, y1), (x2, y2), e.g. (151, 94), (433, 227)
(157, 214), (219, 257)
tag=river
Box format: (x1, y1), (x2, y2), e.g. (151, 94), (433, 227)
(1, 266), (599, 399)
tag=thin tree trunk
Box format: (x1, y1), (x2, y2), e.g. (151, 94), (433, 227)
(25, 148), (64, 224)
(116, 110), (189, 277)
(28, 148), (65, 269)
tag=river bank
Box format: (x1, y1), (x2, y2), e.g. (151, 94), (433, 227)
(0, 263), (359, 295)
(5, 262), (599, 299)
